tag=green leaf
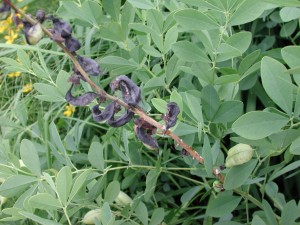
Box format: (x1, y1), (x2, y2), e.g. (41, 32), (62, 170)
(164, 26), (178, 53)
(229, 0), (272, 25)
(224, 159), (257, 190)
(203, 134), (213, 176)
(281, 46), (300, 85)
(88, 142), (105, 171)
(149, 208), (164, 225)
(238, 50), (261, 75)
(29, 193), (62, 210)
(180, 186), (201, 204)
(269, 160), (300, 181)
(68, 169), (91, 202)
(104, 181), (120, 204)
(174, 9), (219, 30)
(101, 202), (114, 225)
(99, 22), (126, 42)
(215, 74), (240, 85)
(17, 49), (31, 70)
(20, 139), (41, 176)
(262, 200), (278, 225)
(281, 200), (299, 225)
(280, 7), (300, 22)
(49, 122), (72, 166)
(0, 175), (37, 198)
(261, 57), (294, 115)
(135, 202), (149, 225)
(213, 101), (243, 123)
(56, 166), (72, 206)
(172, 41), (210, 63)
(147, 9), (164, 33)
(226, 31), (252, 54)
(100, 56), (138, 74)
(206, 195), (242, 217)
(19, 212), (62, 225)
(201, 85), (220, 121)
(151, 98), (167, 114)
(144, 170), (160, 202)
(251, 215), (267, 225)
(62, 1), (102, 26)
(216, 43), (241, 62)
(110, 138), (129, 161)
(232, 111), (289, 140)
(56, 70), (71, 95)
(290, 136), (300, 155)
(185, 91), (204, 123)
(127, 0), (155, 9)
(214, 222), (243, 225)
(34, 83), (65, 102)
(102, 0), (121, 21)
(173, 122), (198, 136)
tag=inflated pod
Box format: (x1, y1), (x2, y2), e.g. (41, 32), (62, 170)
(82, 209), (102, 224)
(225, 144), (254, 168)
(115, 191), (133, 206)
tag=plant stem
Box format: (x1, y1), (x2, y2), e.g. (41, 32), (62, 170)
(4, 0), (224, 182)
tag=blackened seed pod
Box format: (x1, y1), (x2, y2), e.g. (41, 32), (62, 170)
(65, 36), (81, 52)
(162, 102), (180, 130)
(0, 0), (11, 20)
(48, 16), (72, 38)
(135, 125), (159, 150)
(65, 84), (97, 106)
(107, 110), (134, 127)
(110, 75), (141, 107)
(77, 55), (100, 76)
(92, 102), (115, 123)
(36, 10), (46, 23)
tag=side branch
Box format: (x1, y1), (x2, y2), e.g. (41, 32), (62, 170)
(4, 0), (224, 183)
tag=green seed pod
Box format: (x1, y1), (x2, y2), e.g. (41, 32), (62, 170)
(213, 180), (224, 192)
(115, 191), (133, 206)
(82, 209), (102, 224)
(225, 144), (254, 168)
(24, 22), (44, 45)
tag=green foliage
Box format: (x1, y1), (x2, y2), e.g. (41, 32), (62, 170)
(1, 0), (300, 224)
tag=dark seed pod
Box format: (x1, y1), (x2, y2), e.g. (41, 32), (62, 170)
(23, 21), (44, 45)
(134, 118), (157, 134)
(65, 36), (81, 52)
(65, 84), (97, 106)
(36, 10), (46, 23)
(134, 126), (159, 150)
(12, 14), (23, 27)
(48, 16), (72, 38)
(77, 55), (100, 76)
(0, 0), (11, 20)
(68, 73), (82, 85)
(107, 110), (134, 127)
(162, 102), (180, 130)
(134, 118), (158, 150)
(110, 75), (141, 107)
(92, 102), (115, 123)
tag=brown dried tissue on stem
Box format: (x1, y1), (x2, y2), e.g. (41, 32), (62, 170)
(3, 0), (224, 182)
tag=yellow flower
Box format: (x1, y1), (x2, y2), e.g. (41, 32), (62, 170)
(0, 20), (10, 33)
(4, 30), (18, 44)
(7, 71), (21, 78)
(17, 0), (23, 2)
(22, 83), (33, 93)
(63, 104), (75, 117)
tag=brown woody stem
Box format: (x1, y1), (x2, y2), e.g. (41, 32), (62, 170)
(4, 0), (224, 183)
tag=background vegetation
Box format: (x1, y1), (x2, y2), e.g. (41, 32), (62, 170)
(1, 0), (300, 224)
